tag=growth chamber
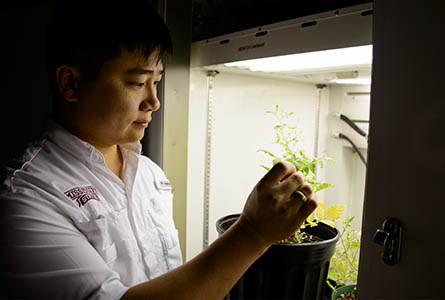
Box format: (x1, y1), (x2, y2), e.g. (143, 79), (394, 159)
(186, 3), (373, 263)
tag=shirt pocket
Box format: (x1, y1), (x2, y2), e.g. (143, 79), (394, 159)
(153, 179), (174, 215)
(139, 231), (164, 279)
(159, 228), (182, 270)
(73, 207), (138, 265)
(104, 237), (147, 285)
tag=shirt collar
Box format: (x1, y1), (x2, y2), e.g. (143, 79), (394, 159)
(119, 141), (142, 155)
(43, 119), (142, 166)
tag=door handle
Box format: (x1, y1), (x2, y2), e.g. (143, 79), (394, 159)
(373, 218), (402, 265)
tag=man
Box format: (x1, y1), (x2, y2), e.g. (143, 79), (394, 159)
(0, 1), (317, 299)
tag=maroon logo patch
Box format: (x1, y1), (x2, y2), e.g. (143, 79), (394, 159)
(64, 185), (100, 207)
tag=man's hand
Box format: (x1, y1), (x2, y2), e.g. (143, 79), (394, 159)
(122, 161), (317, 300)
(236, 161), (317, 247)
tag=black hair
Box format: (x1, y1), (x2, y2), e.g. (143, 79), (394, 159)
(45, 0), (173, 97)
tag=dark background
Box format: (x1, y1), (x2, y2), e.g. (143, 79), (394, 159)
(4, 0), (373, 41)
(0, 0), (372, 168)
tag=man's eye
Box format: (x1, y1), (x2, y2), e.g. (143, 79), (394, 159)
(128, 81), (145, 88)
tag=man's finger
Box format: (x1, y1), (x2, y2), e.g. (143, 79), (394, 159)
(297, 182), (313, 202)
(297, 196), (318, 220)
(260, 161), (296, 186)
(279, 171), (306, 197)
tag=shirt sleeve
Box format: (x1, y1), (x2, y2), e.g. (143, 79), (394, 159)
(0, 189), (130, 300)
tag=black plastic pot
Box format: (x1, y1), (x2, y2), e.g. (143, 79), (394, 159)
(216, 214), (339, 300)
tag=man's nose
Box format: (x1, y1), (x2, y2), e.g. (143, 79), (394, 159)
(140, 89), (160, 112)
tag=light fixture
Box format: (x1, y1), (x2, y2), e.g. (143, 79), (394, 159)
(332, 78), (371, 85)
(224, 45), (373, 73)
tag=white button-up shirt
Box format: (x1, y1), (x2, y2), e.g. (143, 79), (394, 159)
(0, 120), (182, 299)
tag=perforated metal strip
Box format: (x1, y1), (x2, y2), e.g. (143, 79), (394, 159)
(203, 70), (218, 249)
(313, 84), (326, 171)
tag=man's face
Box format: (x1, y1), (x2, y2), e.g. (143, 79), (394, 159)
(73, 49), (163, 148)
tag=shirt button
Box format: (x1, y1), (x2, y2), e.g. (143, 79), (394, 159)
(92, 152), (102, 162)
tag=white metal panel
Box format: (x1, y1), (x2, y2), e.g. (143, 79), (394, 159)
(161, 0), (192, 261)
(357, 0), (445, 298)
(191, 3), (373, 67)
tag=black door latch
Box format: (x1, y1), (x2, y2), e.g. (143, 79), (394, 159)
(373, 218), (402, 265)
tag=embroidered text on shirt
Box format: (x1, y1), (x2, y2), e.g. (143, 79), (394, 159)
(64, 185), (100, 207)
(155, 180), (171, 190)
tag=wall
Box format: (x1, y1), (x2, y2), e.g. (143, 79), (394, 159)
(324, 85), (370, 229)
(188, 69), (330, 260)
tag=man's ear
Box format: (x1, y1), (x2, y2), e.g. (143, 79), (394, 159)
(55, 65), (81, 103)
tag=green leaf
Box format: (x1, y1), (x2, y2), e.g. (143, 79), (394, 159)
(259, 165), (270, 171)
(315, 183), (332, 192)
(258, 149), (280, 159)
(291, 160), (308, 172)
(309, 162), (316, 173)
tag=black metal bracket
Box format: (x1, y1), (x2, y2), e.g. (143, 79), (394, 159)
(373, 218), (402, 265)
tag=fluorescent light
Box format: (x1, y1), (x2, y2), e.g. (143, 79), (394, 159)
(224, 45), (372, 73)
(333, 78), (371, 85)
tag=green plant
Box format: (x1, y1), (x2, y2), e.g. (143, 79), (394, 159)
(259, 105), (361, 289)
(259, 105), (332, 193)
(327, 216), (361, 290)
(259, 105), (342, 243)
